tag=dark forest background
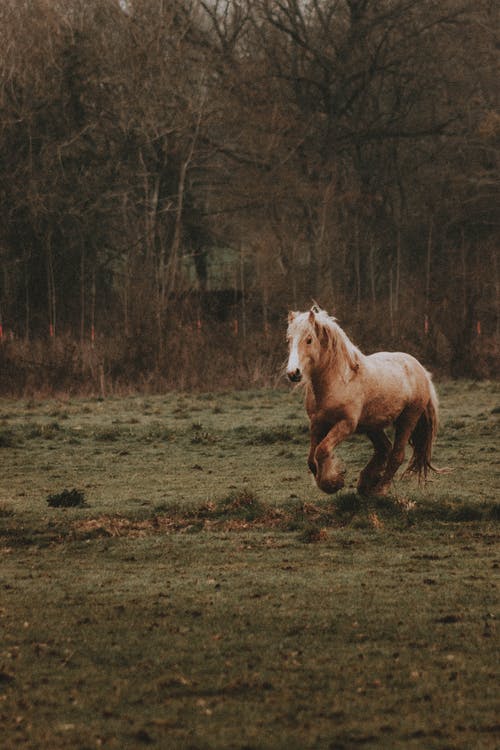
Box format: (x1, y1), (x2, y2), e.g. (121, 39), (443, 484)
(0, 0), (498, 394)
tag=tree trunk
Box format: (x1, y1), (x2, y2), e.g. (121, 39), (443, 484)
(24, 249), (30, 342)
(46, 235), (56, 338)
(80, 243), (85, 344)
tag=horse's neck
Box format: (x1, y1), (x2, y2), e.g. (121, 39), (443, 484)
(305, 384), (317, 417)
(310, 357), (340, 404)
(309, 346), (361, 405)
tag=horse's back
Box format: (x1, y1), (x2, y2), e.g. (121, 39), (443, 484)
(361, 350), (434, 412)
(365, 351), (430, 383)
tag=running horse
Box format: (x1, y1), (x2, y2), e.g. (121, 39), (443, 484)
(286, 305), (440, 496)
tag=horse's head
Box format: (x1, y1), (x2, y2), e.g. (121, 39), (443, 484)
(286, 306), (328, 383)
(286, 305), (360, 384)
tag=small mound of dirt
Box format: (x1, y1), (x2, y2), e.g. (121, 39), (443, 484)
(47, 489), (86, 508)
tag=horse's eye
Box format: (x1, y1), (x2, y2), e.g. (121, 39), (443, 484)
(306, 337), (313, 345)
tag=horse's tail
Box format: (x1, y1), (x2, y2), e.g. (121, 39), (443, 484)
(406, 378), (440, 482)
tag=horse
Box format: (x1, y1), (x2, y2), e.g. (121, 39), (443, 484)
(286, 305), (441, 496)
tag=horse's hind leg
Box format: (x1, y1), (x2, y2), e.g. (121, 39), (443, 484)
(372, 407), (423, 495)
(357, 429), (392, 496)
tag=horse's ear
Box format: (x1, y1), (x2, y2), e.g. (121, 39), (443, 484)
(308, 309), (316, 325)
(288, 311), (296, 323)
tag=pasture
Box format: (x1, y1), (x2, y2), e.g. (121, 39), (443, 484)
(0, 381), (498, 749)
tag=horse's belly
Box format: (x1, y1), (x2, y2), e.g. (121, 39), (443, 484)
(359, 396), (406, 429)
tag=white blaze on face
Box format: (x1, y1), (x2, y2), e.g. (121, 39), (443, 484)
(286, 316), (307, 382)
(287, 334), (301, 378)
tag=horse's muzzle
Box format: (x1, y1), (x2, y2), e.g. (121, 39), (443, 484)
(288, 369), (302, 383)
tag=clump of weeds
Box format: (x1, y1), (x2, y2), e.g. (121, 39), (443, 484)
(0, 502), (15, 517)
(0, 428), (18, 448)
(246, 424), (307, 445)
(297, 522), (328, 543)
(215, 488), (267, 522)
(24, 422), (62, 440)
(190, 422), (218, 444)
(95, 427), (123, 442)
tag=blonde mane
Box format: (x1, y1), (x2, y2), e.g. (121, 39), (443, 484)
(313, 309), (361, 378)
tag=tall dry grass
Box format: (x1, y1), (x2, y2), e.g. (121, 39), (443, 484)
(0, 301), (496, 397)
(0, 324), (285, 397)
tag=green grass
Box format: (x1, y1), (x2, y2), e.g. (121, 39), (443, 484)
(0, 381), (499, 749)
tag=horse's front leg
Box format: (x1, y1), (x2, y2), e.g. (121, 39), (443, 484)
(307, 420), (330, 477)
(313, 419), (355, 494)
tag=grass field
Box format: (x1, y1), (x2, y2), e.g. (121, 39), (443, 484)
(0, 381), (498, 749)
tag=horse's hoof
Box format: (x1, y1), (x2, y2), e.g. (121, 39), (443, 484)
(317, 475), (345, 494)
(357, 476), (381, 496)
(368, 482), (391, 497)
(357, 482), (371, 497)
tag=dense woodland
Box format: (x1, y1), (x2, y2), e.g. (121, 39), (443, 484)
(0, 0), (498, 394)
